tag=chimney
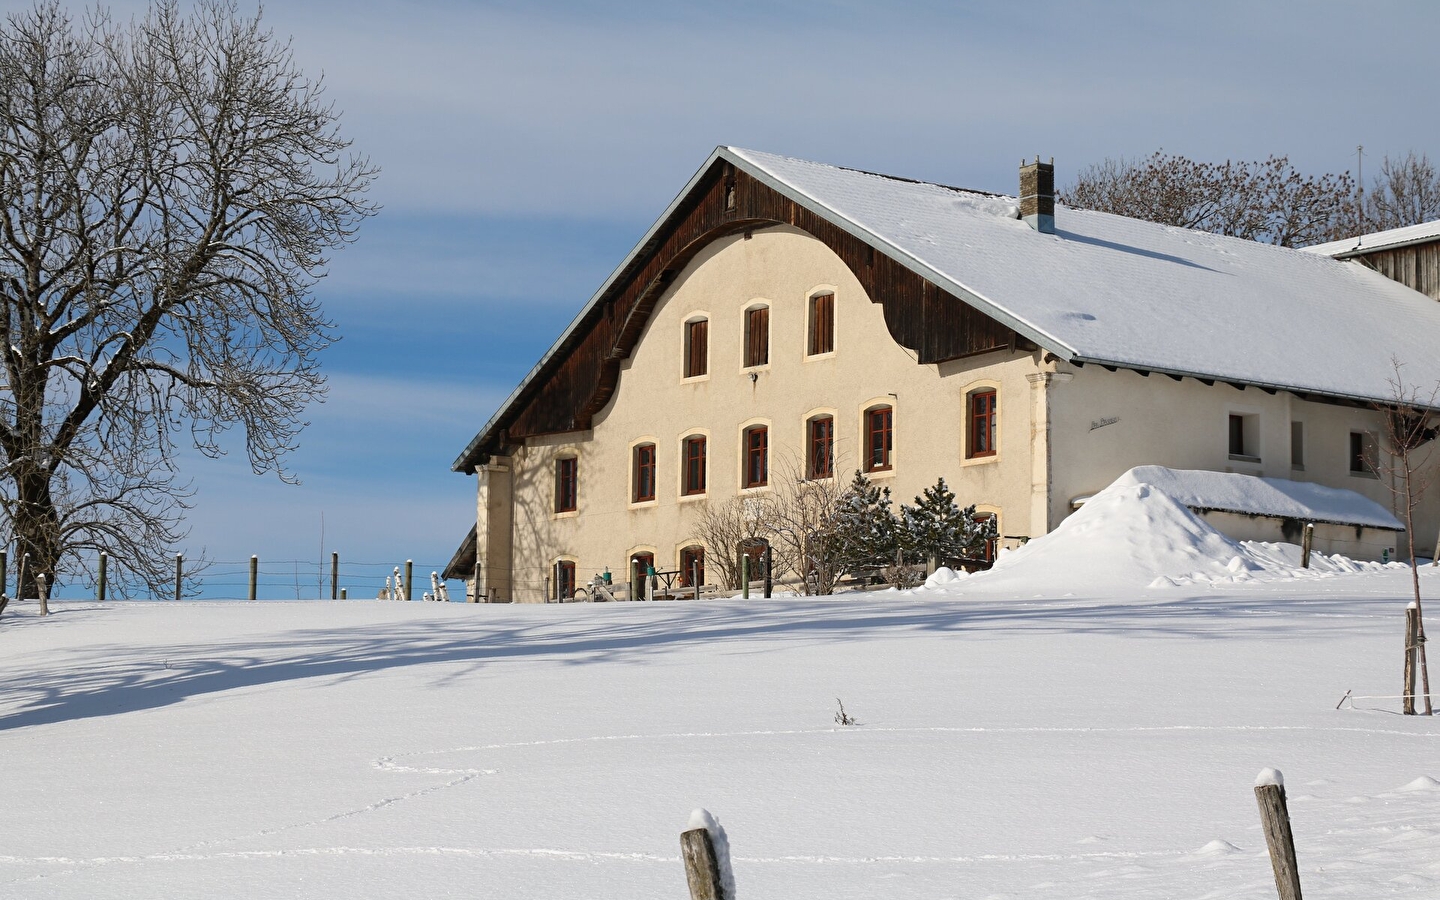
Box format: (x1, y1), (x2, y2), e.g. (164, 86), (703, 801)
(1019, 156), (1055, 234)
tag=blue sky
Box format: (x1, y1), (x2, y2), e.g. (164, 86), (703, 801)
(14, 0), (1440, 596)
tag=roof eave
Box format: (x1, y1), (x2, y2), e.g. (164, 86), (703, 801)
(451, 147), (734, 472)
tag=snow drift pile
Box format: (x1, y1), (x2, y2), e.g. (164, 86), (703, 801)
(925, 474), (1396, 596)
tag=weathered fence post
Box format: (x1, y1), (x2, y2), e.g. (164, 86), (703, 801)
(1254, 768), (1303, 900)
(174, 553), (183, 602)
(340, 587), (348, 600)
(680, 808), (731, 900)
(1404, 602), (1420, 715)
(1300, 523), (1314, 569)
(331, 551), (339, 600)
(692, 560), (701, 601)
(0, 549), (8, 602)
(37, 572), (48, 616)
(248, 555), (258, 602)
(97, 552), (107, 602)
(741, 555), (750, 599)
(763, 545), (773, 598)
(405, 559), (413, 601)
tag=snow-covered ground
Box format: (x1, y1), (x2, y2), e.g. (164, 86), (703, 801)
(1, 580), (1435, 898)
(2, 481), (1438, 898)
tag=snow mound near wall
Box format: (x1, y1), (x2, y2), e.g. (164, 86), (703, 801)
(933, 479), (1394, 596)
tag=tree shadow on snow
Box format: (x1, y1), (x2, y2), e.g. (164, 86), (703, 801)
(0, 591), (1401, 731)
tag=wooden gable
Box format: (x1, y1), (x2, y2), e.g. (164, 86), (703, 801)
(457, 160), (1033, 470)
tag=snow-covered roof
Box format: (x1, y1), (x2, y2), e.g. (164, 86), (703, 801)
(1109, 466), (1402, 530)
(730, 148), (1440, 407)
(1304, 219), (1440, 259)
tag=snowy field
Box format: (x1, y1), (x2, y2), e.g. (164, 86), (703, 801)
(2, 566), (1438, 899)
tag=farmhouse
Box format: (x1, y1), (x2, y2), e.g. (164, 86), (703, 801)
(448, 148), (1440, 602)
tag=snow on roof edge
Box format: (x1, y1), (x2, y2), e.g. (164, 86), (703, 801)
(1114, 466), (1403, 531)
(1305, 219), (1440, 258)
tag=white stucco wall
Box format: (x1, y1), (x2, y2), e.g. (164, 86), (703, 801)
(498, 225), (1044, 601)
(1048, 364), (1436, 561)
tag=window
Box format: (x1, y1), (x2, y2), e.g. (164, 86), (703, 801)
(631, 552), (655, 597)
(683, 435), (707, 495)
(555, 456), (577, 512)
(1291, 421), (1304, 470)
(1350, 431), (1378, 476)
(555, 560), (576, 601)
(679, 546), (705, 587)
(684, 318), (708, 378)
(865, 406), (893, 472)
(744, 306), (769, 367)
(968, 390), (997, 458)
(1228, 413), (1259, 461)
(633, 443), (656, 502)
(974, 512), (999, 563)
(808, 416), (834, 479)
(744, 425), (769, 488)
(809, 292), (834, 355)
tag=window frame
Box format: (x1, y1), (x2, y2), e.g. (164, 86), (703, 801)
(864, 405), (893, 473)
(967, 389), (998, 459)
(808, 291), (835, 357)
(743, 424), (769, 488)
(554, 559), (577, 601)
(743, 303), (770, 369)
(808, 415), (835, 479)
(554, 456), (578, 513)
(679, 545), (705, 588)
(683, 316), (709, 379)
(632, 442), (657, 503)
(682, 434), (708, 496)
(1349, 430), (1378, 477)
(1228, 412), (1261, 463)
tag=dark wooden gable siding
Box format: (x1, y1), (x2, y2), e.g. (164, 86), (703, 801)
(475, 162), (1030, 464)
(1355, 241), (1440, 301)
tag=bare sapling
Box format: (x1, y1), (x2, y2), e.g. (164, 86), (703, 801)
(1374, 359), (1437, 714)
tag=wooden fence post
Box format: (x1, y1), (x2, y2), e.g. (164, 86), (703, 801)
(1404, 603), (1420, 715)
(0, 549), (7, 601)
(763, 545), (773, 598)
(37, 572), (48, 617)
(97, 552), (107, 602)
(680, 828), (723, 900)
(18, 552), (28, 603)
(331, 551), (339, 600)
(248, 555), (258, 602)
(340, 587), (347, 600)
(692, 560), (701, 601)
(1254, 768), (1303, 900)
(741, 555), (750, 599)
(174, 553), (183, 602)
(405, 559), (413, 601)
(1300, 523), (1314, 569)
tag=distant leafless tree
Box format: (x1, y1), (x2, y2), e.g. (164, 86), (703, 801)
(0, 1), (377, 601)
(1361, 151), (1440, 232)
(1374, 358), (1437, 714)
(1061, 151), (1355, 247)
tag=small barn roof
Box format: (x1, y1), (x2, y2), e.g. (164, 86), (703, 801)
(1304, 219), (1440, 259)
(1109, 466), (1402, 530)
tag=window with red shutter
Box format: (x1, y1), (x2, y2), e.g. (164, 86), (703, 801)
(744, 306), (769, 367)
(809, 293), (834, 355)
(968, 390), (997, 459)
(633, 443), (656, 502)
(684, 318), (708, 377)
(864, 406), (892, 472)
(808, 416), (834, 479)
(555, 457), (578, 512)
(683, 436), (707, 495)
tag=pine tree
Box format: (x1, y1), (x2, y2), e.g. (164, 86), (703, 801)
(899, 477), (997, 566)
(832, 471), (900, 577)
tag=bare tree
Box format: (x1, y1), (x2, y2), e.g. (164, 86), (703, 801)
(768, 453), (851, 596)
(692, 494), (784, 590)
(1362, 151), (1440, 232)
(1061, 151), (1355, 247)
(1373, 359), (1437, 715)
(0, 1), (376, 600)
